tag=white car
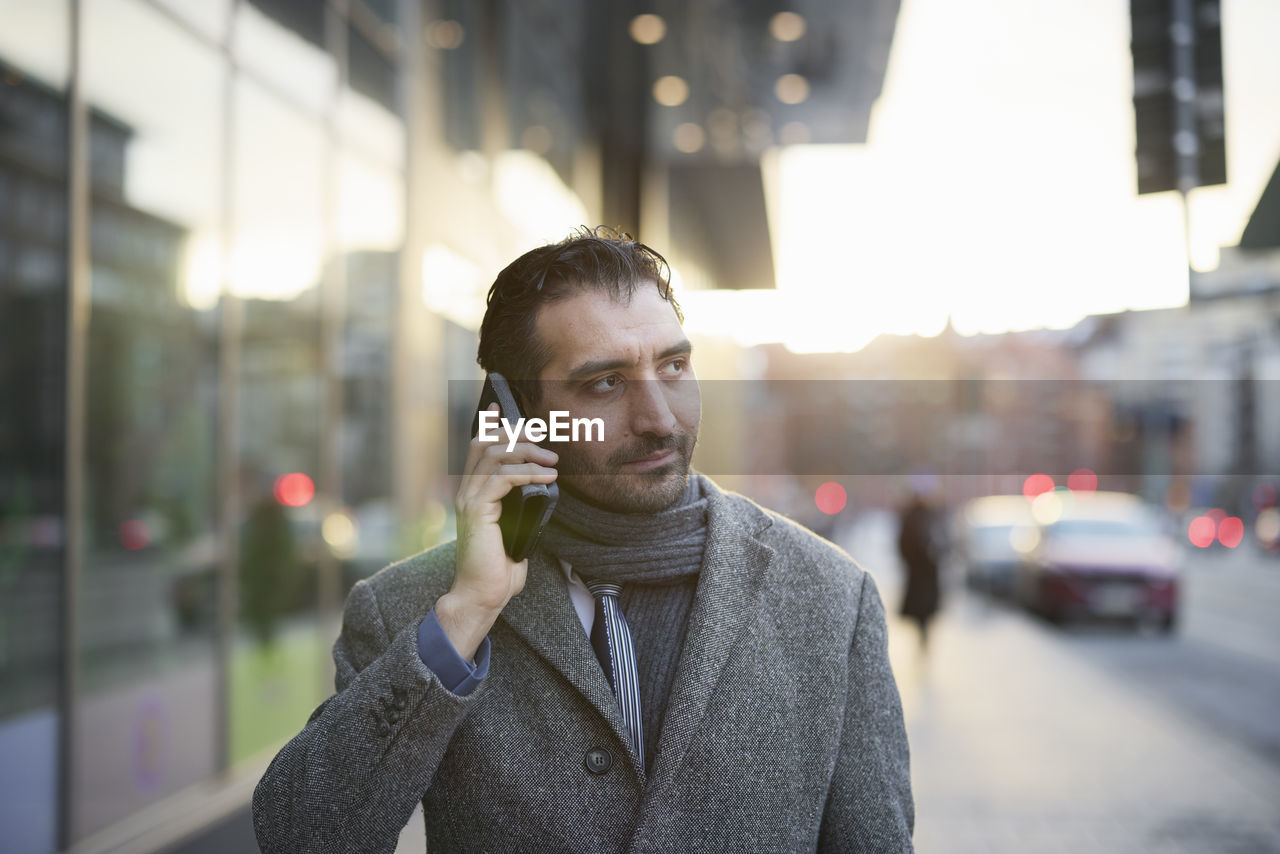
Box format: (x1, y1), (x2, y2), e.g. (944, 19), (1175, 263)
(955, 495), (1036, 597)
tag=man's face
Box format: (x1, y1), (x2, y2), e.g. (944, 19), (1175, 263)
(529, 284), (700, 514)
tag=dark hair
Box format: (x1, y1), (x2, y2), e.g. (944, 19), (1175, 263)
(477, 226), (681, 402)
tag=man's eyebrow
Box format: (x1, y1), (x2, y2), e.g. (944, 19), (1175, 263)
(565, 358), (629, 382)
(657, 339), (693, 361)
(565, 339), (693, 382)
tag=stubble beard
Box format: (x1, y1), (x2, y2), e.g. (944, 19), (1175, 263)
(554, 430), (697, 514)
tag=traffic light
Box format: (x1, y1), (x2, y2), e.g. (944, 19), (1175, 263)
(1130, 0), (1227, 195)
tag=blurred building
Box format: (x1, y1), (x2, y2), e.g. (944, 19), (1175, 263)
(0, 1), (900, 852)
(727, 292), (1277, 517)
(1076, 308), (1279, 509)
(745, 326), (1107, 510)
(1077, 152), (1280, 509)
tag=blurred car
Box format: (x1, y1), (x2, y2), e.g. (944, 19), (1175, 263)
(1015, 491), (1180, 631)
(954, 495), (1035, 597)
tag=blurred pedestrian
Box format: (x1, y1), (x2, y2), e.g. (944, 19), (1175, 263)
(239, 492), (301, 647)
(897, 492), (941, 651)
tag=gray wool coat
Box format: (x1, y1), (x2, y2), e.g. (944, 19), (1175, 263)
(252, 478), (915, 853)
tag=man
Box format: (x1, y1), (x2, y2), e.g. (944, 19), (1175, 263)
(252, 228), (914, 853)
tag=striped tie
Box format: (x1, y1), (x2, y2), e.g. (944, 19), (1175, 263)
(584, 579), (643, 767)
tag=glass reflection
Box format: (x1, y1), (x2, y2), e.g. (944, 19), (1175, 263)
(233, 0), (336, 118)
(356, 0), (400, 30)
(153, 0), (232, 43)
(0, 2), (69, 850)
(75, 0), (222, 838)
(231, 79), (327, 763)
(338, 153), (402, 583)
(338, 22), (405, 171)
(346, 21), (396, 112)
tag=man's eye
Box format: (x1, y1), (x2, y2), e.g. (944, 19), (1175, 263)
(662, 359), (688, 376)
(590, 375), (622, 392)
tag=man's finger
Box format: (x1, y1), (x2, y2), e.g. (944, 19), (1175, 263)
(463, 403), (502, 478)
(469, 464), (559, 507)
(472, 441), (559, 472)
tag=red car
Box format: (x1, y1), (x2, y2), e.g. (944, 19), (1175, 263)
(1015, 492), (1180, 632)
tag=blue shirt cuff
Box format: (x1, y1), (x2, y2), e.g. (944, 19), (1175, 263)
(417, 608), (490, 696)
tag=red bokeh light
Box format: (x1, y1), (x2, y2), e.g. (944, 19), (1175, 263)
(119, 519), (150, 551)
(1187, 516), (1216, 548)
(1217, 516), (1244, 548)
(1067, 468), (1097, 492)
(815, 482), (847, 516)
(1022, 474), (1054, 500)
(274, 472), (315, 507)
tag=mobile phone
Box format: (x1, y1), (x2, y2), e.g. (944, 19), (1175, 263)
(470, 373), (558, 561)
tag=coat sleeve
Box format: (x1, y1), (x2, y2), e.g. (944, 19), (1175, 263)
(252, 579), (482, 854)
(818, 572), (916, 853)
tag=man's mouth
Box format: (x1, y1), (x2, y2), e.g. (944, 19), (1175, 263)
(619, 448), (678, 472)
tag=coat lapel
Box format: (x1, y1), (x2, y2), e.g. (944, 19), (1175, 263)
(645, 482), (775, 793)
(498, 548), (642, 774)
(496, 480), (775, 785)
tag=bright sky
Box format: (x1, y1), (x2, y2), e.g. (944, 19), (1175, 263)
(3, 0), (1275, 340)
(682, 0), (1280, 352)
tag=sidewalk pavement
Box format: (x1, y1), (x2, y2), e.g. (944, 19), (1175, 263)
(869, 567), (1280, 854)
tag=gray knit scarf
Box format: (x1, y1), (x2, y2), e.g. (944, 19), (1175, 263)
(538, 472), (710, 583)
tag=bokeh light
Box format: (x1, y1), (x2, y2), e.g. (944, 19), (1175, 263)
(1010, 525), (1041, 554)
(815, 481), (847, 515)
(769, 11), (807, 42)
(673, 122), (705, 153)
(1067, 468), (1097, 492)
(274, 472), (315, 507)
(426, 19), (464, 50)
(1217, 516), (1244, 549)
(1022, 473), (1054, 500)
(774, 73), (810, 105)
(653, 75), (690, 106)
(119, 519), (149, 551)
(629, 13), (666, 45)
(322, 511), (358, 558)
(1030, 490), (1064, 525)
(1257, 508), (1280, 549)
(1187, 515), (1216, 548)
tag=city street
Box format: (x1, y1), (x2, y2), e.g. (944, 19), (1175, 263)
(847, 514), (1280, 854)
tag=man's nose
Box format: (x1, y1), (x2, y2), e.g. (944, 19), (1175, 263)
(629, 380), (677, 437)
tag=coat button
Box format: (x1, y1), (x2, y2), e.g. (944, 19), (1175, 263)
(377, 722), (390, 738)
(392, 695), (406, 711)
(584, 747), (612, 775)
(387, 708), (400, 724)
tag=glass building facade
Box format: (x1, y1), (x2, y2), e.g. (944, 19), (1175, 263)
(0, 0), (403, 846)
(0, 0), (589, 850)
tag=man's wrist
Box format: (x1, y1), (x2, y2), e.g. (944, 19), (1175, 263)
(435, 590), (501, 662)
(417, 609), (490, 696)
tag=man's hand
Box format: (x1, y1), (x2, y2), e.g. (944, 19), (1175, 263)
(436, 403), (558, 661)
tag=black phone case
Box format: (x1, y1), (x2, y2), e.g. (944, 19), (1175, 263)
(471, 373), (558, 561)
